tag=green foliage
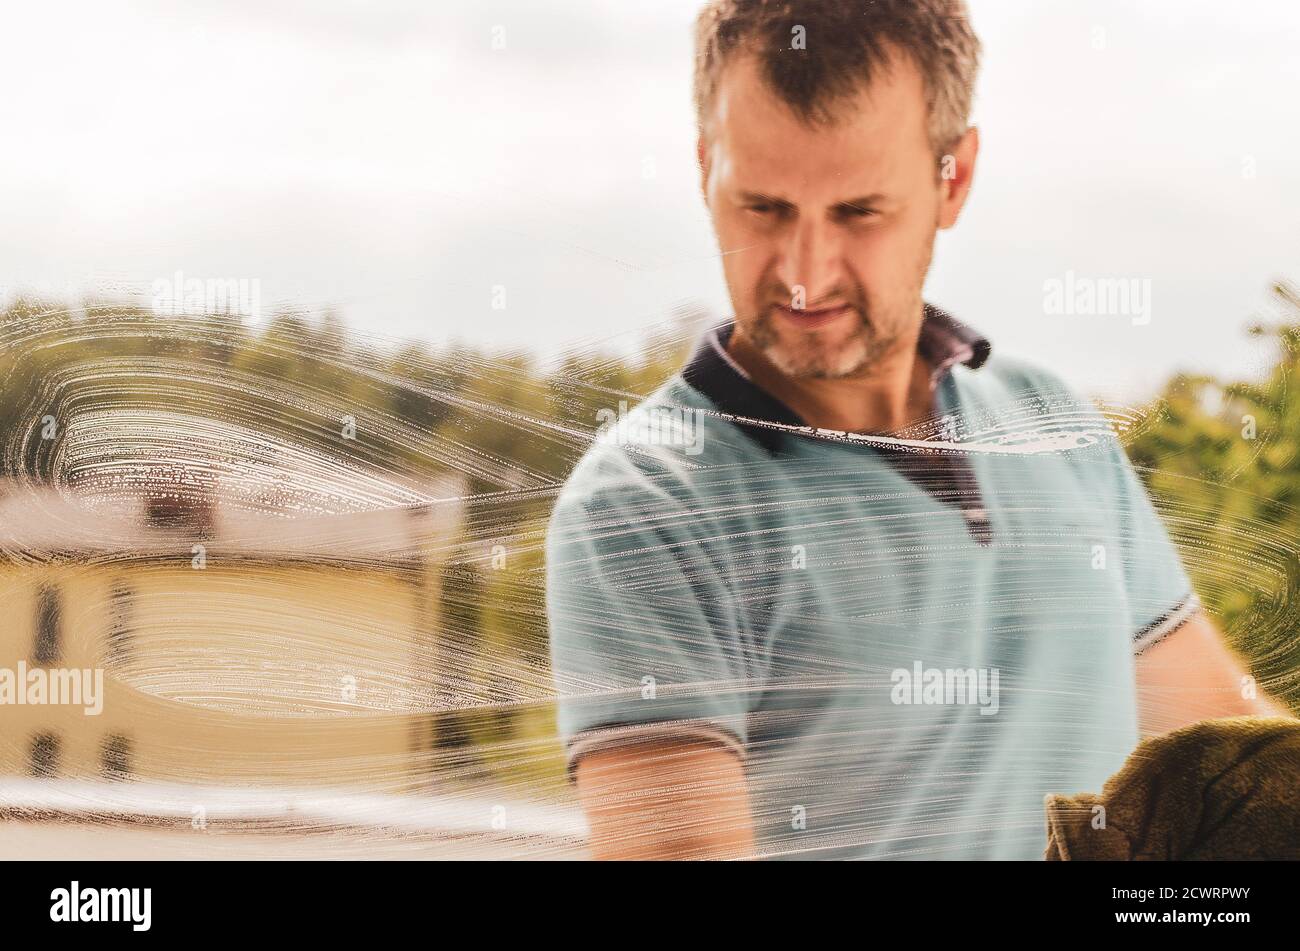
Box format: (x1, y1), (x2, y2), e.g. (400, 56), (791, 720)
(1126, 281), (1300, 704)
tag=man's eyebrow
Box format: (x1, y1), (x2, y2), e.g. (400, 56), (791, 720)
(737, 190), (794, 207)
(735, 191), (889, 211)
(836, 194), (888, 211)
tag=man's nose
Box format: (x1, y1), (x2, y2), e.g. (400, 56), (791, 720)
(773, 219), (843, 308)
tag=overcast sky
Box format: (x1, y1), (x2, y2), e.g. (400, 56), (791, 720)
(2, 0), (1297, 401)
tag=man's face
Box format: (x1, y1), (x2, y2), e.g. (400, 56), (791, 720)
(700, 50), (963, 379)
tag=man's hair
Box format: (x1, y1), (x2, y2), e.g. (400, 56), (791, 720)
(693, 0), (981, 158)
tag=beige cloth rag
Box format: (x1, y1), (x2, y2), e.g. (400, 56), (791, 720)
(1044, 715), (1300, 860)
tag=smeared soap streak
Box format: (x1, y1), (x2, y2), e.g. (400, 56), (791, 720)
(0, 301), (1295, 859)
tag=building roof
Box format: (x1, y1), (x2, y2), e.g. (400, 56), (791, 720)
(0, 476), (466, 568)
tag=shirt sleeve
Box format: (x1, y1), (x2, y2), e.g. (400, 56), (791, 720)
(545, 460), (754, 773)
(1108, 441), (1201, 655)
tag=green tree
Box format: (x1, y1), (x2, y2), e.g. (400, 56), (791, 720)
(1127, 281), (1300, 708)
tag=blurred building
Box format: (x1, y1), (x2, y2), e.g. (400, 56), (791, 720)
(0, 478), (465, 792)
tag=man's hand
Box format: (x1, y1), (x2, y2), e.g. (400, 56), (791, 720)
(1135, 610), (1292, 737)
(574, 738), (756, 860)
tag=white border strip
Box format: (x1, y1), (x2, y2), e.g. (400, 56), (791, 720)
(1132, 592), (1202, 655)
(566, 719), (746, 774)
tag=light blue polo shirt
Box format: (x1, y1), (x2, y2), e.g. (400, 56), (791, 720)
(546, 304), (1199, 860)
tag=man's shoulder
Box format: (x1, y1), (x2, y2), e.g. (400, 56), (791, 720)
(549, 376), (717, 532)
(968, 351), (1084, 405)
(958, 351), (1125, 455)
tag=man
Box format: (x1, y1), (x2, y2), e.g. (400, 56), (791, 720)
(546, 0), (1290, 860)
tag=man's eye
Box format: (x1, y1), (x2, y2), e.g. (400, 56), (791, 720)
(745, 204), (778, 216)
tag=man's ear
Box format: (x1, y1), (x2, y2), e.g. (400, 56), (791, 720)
(937, 125), (979, 230)
(697, 133), (712, 201)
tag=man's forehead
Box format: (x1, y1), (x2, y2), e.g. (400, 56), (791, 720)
(708, 50), (928, 193)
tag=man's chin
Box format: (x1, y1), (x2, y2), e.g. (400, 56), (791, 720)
(765, 338), (870, 380)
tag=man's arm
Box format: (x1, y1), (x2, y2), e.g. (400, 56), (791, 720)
(1135, 609), (1292, 737)
(574, 738), (756, 860)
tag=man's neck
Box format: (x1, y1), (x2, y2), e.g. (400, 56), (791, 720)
(726, 328), (934, 435)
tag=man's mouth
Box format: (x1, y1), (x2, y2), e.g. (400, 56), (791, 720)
(772, 303), (854, 330)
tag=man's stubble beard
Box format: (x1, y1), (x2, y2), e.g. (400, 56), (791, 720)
(743, 230), (936, 381)
(746, 303), (899, 380)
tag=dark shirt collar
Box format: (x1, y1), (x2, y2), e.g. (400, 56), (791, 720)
(680, 301), (991, 454)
